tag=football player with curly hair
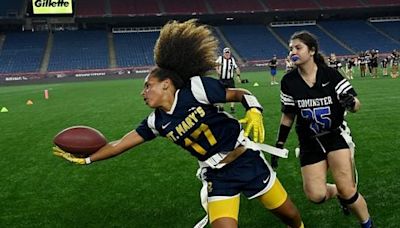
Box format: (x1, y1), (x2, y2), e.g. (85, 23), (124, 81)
(54, 19), (304, 228)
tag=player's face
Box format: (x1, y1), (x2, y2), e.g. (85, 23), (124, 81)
(224, 51), (231, 58)
(141, 75), (164, 108)
(289, 39), (314, 66)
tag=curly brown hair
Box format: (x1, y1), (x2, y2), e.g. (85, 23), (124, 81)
(153, 19), (218, 86)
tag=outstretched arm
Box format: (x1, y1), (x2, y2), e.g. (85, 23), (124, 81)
(54, 130), (145, 164)
(90, 130), (145, 162)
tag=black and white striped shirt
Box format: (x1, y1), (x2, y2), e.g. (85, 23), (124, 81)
(216, 56), (238, 80)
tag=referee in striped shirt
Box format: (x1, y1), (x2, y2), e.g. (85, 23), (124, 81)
(215, 47), (241, 113)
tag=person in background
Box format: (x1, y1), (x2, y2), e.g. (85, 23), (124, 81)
(268, 55), (279, 85)
(345, 57), (355, 80)
(370, 49), (378, 78)
(271, 30), (373, 228)
(365, 50), (372, 76)
(328, 53), (342, 70)
(54, 19), (304, 228)
(381, 56), (388, 77)
(390, 49), (399, 78)
(358, 52), (367, 78)
(215, 47), (241, 113)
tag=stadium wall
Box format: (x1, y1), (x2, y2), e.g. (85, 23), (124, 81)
(0, 2), (399, 85)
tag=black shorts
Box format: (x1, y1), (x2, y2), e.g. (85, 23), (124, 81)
(299, 130), (350, 167)
(204, 149), (274, 199)
(220, 79), (235, 88)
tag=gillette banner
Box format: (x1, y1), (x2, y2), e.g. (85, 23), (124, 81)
(32, 0), (73, 14)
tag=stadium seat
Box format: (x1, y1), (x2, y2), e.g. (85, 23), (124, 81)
(318, 0), (363, 9)
(219, 24), (288, 61)
(208, 0), (264, 13)
(113, 32), (159, 67)
(161, 0), (208, 14)
(263, 0), (319, 11)
(365, 0), (400, 6)
(0, 32), (47, 73)
(48, 30), (109, 71)
(319, 20), (399, 52)
(76, 0), (106, 17)
(272, 25), (352, 55)
(110, 0), (160, 16)
(371, 21), (400, 41)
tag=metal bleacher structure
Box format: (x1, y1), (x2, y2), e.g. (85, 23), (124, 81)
(0, 0), (399, 79)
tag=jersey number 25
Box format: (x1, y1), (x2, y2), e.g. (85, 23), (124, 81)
(301, 107), (332, 134)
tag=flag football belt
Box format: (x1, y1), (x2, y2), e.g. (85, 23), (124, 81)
(199, 130), (288, 169)
(219, 145), (247, 164)
(194, 130), (287, 228)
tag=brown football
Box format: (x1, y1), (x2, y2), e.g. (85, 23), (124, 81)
(53, 126), (107, 157)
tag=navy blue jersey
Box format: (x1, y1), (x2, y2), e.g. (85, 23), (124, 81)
(136, 76), (241, 161)
(280, 66), (357, 141)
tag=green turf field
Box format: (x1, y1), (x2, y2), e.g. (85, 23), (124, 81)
(0, 71), (399, 227)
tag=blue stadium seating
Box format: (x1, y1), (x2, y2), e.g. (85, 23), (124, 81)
(210, 28), (228, 55)
(48, 30), (109, 71)
(113, 32), (158, 67)
(371, 21), (400, 42)
(272, 25), (352, 56)
(219, 25), (288, 61)
(319, 20), (399, 53)
(0, 32), (47, 73)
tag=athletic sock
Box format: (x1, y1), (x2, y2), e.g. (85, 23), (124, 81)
(361, 217), (373, 228)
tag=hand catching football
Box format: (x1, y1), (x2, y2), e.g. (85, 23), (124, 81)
(53, 126), (107, 164)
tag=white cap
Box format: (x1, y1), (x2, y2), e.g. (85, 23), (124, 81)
(223, 47), (230, 53)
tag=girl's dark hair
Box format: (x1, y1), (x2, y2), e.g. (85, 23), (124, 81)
(290, 30), (327, 67)
(152, 19), (218, 88)
(148, 67), (185, 89)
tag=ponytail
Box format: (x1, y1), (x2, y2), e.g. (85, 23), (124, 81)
(314, 53), (327, 67)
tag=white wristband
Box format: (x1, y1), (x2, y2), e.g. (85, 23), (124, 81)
(242, 94), (263, 111)
(85, 157), (92, 164)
